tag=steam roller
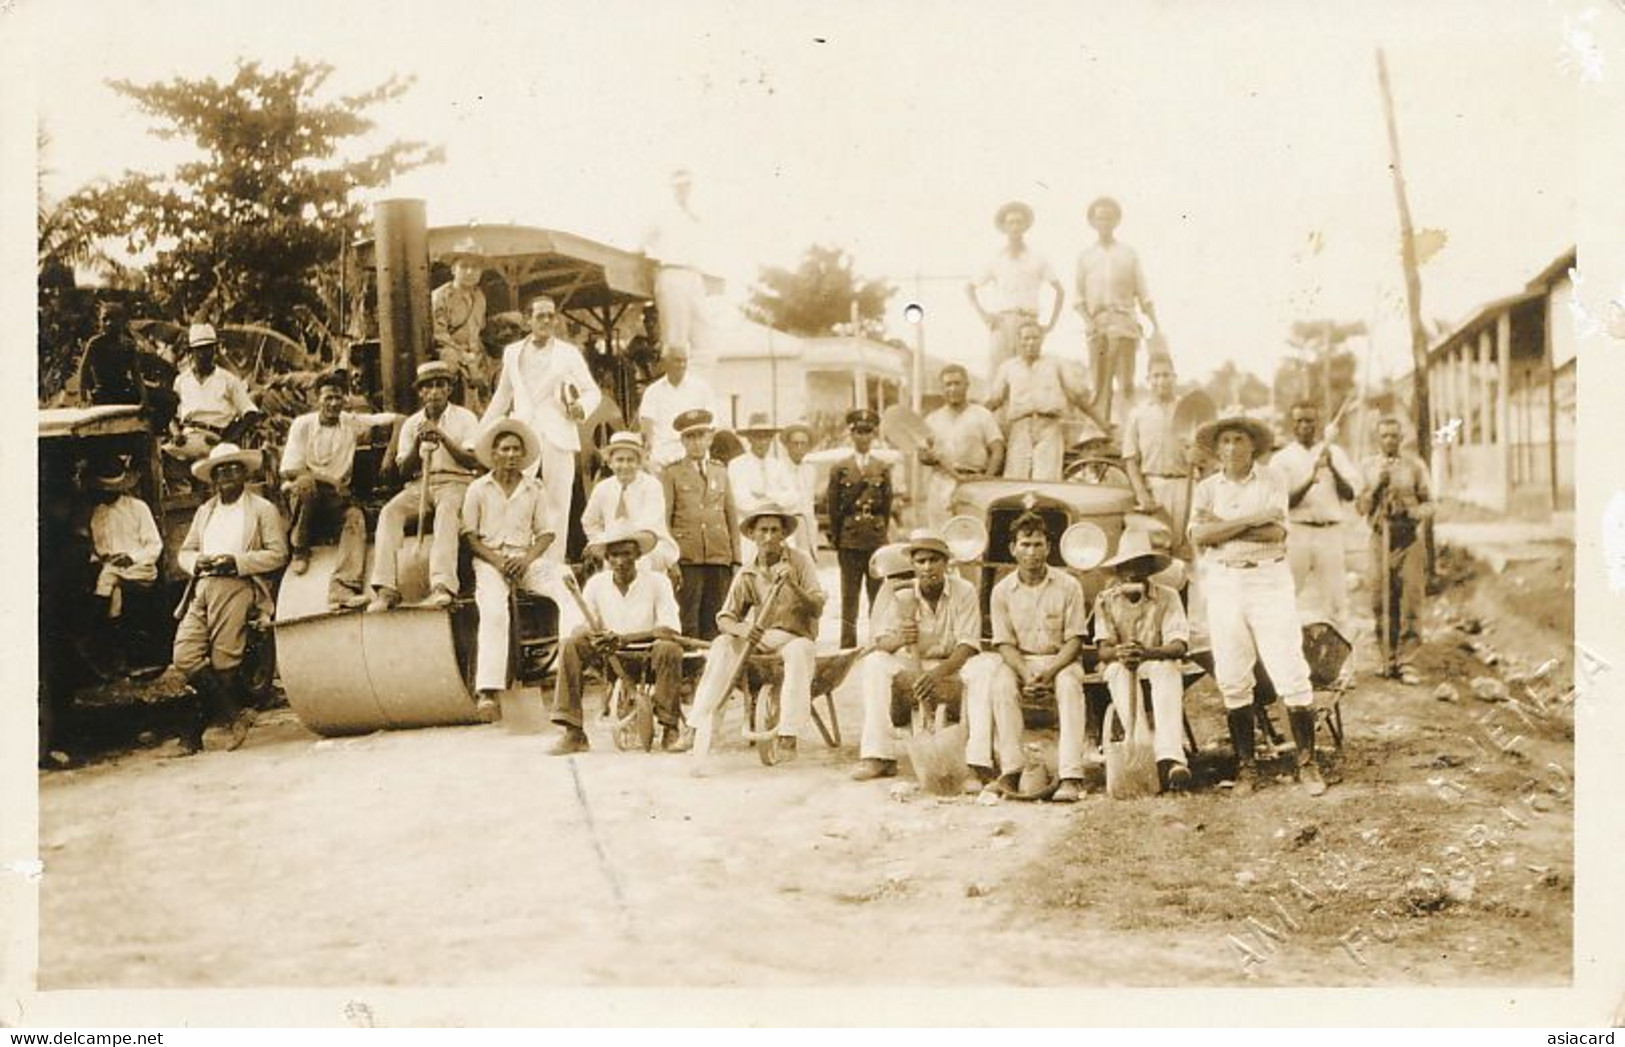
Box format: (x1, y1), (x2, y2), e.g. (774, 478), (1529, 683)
(273, 545), (560, 735)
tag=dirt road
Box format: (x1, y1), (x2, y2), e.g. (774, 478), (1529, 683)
(37, 544), (1573, 989)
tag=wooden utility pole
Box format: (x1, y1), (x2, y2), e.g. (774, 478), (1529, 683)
(1376, 48), (1432, 469)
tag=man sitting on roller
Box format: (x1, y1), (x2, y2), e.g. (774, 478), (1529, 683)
(851, 528), (986, 782)
(684, 504), (825, 765)
(549, 522), (688, 755)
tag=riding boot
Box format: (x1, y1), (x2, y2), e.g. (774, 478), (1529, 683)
(214, 667), (253, 751)
(182, 669), (220, 753)
(1226, 706), (1260, 795)
(1288, 707), (1327, 796)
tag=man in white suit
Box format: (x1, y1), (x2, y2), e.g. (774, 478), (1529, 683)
(483, 295), (601, 563)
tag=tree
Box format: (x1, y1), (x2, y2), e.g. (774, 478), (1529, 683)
(744, 244), (897, 337)
(63, 60), (442, 344)
(1203, 360), (1271, 412)
(1275, 319), (1364, 414)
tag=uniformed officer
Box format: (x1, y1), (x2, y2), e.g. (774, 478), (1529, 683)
(661, 408), (739, 639)
(826, 408), (894, 648)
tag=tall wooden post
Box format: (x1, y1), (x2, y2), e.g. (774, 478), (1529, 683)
(1376, 49), (1432, 469)
(1497, 311), (1514, 513)
(372, 199), (431, 413)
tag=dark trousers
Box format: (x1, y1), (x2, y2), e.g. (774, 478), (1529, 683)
(679, 563), (733, 640)
(837, 547), (881, 648)
(552, 634), (684, 728)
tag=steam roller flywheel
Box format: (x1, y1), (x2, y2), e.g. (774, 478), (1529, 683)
(274, 546), (479, 735)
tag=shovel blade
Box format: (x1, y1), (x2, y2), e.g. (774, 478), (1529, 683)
(908, 721), (969, 796)
(395, 542), (433, 605)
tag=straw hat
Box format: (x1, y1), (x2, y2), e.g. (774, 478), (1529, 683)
(740, 503), (799, 536)
(868, 542), (915, 580)
(86, 459), (137, 493)
(589, 521), (657, 558)
(1101, 529), (1173, 575)
(602, 430), (646, 461)
(903, 528), (951, 560)
(475, 418), (541, 471)
(1193, 413), (1275, 456)
(190, 442), (263, 483)
(737, 411), (779, 437)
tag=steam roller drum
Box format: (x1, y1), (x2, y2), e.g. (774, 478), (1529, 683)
(274, 545), (479, 735)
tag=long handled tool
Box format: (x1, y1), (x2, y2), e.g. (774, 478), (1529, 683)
(898, 588), (969, 795)
(1378, 513), (1396, 677)
(1104, 680), (1160, 799)
(395, 444), (435, 602)
(688, 577), (787, 759)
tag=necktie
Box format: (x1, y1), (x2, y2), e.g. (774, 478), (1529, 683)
(615, 482), (630, 520)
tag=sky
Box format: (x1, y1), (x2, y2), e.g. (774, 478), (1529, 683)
(18, 0), (1588, 387)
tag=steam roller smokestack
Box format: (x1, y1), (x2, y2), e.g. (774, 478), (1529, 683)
(372, 199), (431, 413)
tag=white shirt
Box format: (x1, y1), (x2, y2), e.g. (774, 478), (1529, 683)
(398, 404), (481, 478)
(974, 247), (1059, 314)
(174, 366), (257, 429)
(581, 569), (681, 635)
(486, 336), (601, 452)
(1076, 241), (1151, 339)
(200, 499), (248, 556)
(461, 473), (556, 551)
(281, 410), (396, 490)
(637, 374), (717, 466)
(727, 450), (799, 512)
(924, 403), (1004, 473)
(642, 199), (705, 269)
(1272, 440), (1360, 524)
(90, 495), (162, 566)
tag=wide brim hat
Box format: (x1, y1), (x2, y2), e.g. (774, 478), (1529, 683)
(442, 235), (489, 266)
(780, 420), (813, 441)
(1102, 529), (1174, 574)
(589, 522), (658, 558)
(994, 200), (1034, 231)
(737, 411), (779, 436)
(190, 442), (263, 483)
(903, 529), (951, 561)
(602, 430), (647, 460)
(475, 418), (542, 472)
(741, 504), (799, 537)
(1193, 414), (1275, 457)
(415, 360), (458, 387)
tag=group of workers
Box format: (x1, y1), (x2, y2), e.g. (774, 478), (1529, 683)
(74, 193), (1436, 799)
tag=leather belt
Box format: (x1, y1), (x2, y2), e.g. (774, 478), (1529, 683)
(1213, 554), (1286, 569)
(1294, 520), (1340, 528)
(1145, 473), (1188, 479)
(1011, 411), (1062, 424)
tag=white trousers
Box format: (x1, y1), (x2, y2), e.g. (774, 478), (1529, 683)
(521, 440), (576, 564)
(973, 655), (1087, 779)
(1003, 417), (1064, 482)
(1203, 559), (1314, 710)
(1103, 660), (1186, 763)
(471, 557), (575, 691)
(1286, 523), (1349, 633)
(655, 266), (707, 368)
(858, 651), (973, 761)
(686, 629), (814, 748)
(925, 471), (959, 530)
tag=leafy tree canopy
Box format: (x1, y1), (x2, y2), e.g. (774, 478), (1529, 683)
(744, 244), (897, 338)
(64, 59), (442, 343)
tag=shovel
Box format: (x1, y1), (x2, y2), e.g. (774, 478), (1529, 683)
(395, 445), (434, 604)
(1104, 676), (1160, 799)
(896, 590), (969, 795)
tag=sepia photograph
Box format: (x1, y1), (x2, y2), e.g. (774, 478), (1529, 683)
(6, 0), (1622, 1029)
